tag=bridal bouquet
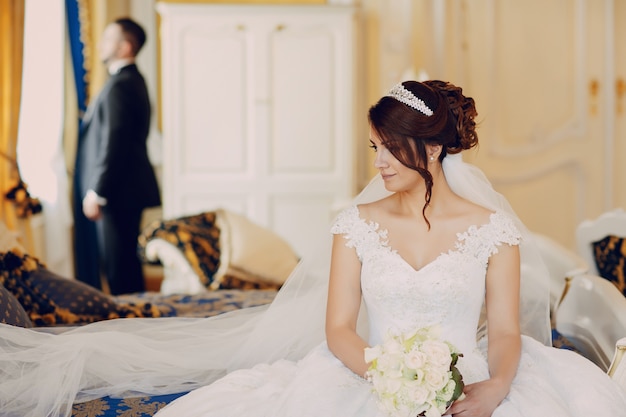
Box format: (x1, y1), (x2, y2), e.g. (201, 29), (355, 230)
(364, 326), (464, 417)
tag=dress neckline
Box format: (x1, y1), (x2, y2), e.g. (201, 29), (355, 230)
(353, 206), (499, 273)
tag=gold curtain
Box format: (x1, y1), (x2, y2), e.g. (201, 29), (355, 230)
(87, 0), (131, 97)
(0, 0), (32, 250)
(65, 0), (131, 185)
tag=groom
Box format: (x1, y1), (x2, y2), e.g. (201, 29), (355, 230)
(73, 17), (161, 295)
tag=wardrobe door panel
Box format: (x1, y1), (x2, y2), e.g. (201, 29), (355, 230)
(181, 29), (248, 175)
(271, 26), (334, 173)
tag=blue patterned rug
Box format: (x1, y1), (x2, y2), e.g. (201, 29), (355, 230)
(70, 289), (276, 417)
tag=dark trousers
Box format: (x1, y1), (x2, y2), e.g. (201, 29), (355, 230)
(73, 174), (102, 291)
(96, 206), (145, 295)
(74, 206), (101, 289)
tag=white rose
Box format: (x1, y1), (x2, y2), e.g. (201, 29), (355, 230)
(384, 375), (403, 394)
(438, 379), (457, 402)
(424, 366), (449, 391)
(404, 349), (427, 370)
(421, 340), (452, 368)
(377, 352), (404, 378)
(404, 382), (430, 405)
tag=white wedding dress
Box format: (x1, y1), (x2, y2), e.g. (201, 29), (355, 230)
(154, 206), (626, 417)
(2, 158), (625, 417)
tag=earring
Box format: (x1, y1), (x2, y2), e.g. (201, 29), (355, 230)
(429, 156), (435, 161)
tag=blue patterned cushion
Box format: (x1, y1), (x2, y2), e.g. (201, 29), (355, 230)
(592, 236), (626, 296)
(0, 283), (33, 327)
(138, 212), (222, 287)
(29, 266), (175, 321)
(0, 250), (174, 326)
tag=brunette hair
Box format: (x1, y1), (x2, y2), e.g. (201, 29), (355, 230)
(114, 17), (147, 56)
(367, 80), (478, 225)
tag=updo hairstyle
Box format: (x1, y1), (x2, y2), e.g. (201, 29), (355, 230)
(367, 80), (479, 224)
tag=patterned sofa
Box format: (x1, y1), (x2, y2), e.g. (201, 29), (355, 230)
(0, 213), (290, 416)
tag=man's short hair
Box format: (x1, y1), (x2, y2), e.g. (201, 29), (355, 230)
(114, 17), (147, 56)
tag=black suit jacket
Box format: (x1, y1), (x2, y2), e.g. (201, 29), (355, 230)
(75, 64), (160, 210)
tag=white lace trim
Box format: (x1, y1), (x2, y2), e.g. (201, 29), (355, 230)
(330, 206), (523, 347)
(331, 207), (521, 266)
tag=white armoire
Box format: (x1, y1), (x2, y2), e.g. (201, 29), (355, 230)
(157, 3), (361, 257)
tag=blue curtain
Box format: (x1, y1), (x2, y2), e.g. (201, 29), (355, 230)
(65, 0), (88, 116)
(65, 0), (97, 282)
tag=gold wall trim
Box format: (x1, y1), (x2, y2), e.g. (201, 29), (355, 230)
(160, 0), (326, 4)
(608, 342), (626, 378)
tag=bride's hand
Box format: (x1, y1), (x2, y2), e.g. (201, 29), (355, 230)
(445, 379), (506, 417)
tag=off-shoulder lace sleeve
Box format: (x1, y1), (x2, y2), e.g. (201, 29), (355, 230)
(330, 206), (359, 236)
(330, 206), (387, 262)
(490, 210), (522, 246)
(457, 210), (522, 266)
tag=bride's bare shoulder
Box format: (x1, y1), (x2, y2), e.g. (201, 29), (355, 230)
(450, 196), (495, 225)
(355, 195), (395, 220)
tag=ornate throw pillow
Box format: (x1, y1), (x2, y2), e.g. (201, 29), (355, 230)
(213, 209), (300, 290)
(0, 250), (173, 326)
(0, 283), (33, 327)
(138, 211), (222, 287)
(137, 209), (300, 291)
(592, 236), (626, 296)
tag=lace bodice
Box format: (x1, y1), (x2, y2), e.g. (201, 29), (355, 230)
(331, 206), (521, 355)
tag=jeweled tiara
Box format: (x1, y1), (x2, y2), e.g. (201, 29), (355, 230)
(386, 83), (433, 116)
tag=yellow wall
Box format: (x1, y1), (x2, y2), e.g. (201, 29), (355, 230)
(86, 0), (132, 99)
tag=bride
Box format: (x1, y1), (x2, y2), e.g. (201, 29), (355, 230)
(1, 80), (625, 417)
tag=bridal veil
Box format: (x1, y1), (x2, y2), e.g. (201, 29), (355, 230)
(0, 154), (551, 417)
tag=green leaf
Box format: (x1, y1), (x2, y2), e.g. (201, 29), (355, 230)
(450, 365), (465, 402)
